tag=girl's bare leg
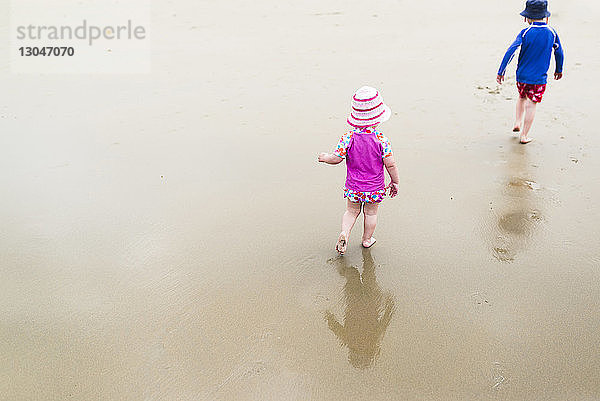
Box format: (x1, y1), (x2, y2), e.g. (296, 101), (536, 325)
(514, 97), (526, 132)
(362, 203), (379, 246)
(341, 200), (362, 237)
(521, 98), (537, 143)
(337, 200), (362, 254)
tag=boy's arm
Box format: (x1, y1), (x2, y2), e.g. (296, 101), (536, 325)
(553, 32), (564, 80)
(497, 32), (524, 83)
(383, 156), (399, 197)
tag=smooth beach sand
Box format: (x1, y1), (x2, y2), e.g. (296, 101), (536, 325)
(1, 0), (600, 400)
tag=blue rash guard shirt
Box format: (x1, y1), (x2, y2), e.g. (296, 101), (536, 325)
(498, 22), (564, 85)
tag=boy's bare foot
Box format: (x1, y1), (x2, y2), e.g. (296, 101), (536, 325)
(519, 136), (533, 144)
(336, 232), (348, 255)
(512, 126), (521, 133)
(362, 237), (377, 248)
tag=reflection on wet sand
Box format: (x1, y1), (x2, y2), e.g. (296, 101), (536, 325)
(325, 250), (395, 369)
(492, 144), (544, 262)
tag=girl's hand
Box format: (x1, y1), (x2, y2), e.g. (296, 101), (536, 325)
(387, 182), (399, 198)
(318, 152), (329, 162)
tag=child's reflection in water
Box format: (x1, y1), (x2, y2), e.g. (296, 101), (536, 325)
(492, 144), (542, 262)
(325, 249), (395, 369)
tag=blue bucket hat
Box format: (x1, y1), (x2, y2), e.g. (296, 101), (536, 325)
(520, 0), (551, 20)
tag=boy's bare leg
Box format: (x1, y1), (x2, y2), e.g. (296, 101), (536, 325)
(337, 200), (362, 254)
(362, 203), (379, 247)
(513, 97), (526, 132)
(520, 98), (537, 143)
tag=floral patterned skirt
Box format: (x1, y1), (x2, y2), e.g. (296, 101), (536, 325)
(343, 187), (386, 204)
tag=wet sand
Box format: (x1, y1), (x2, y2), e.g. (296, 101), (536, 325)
(2, 0), (600, 399)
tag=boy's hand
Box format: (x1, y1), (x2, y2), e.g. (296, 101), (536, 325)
(387, 182), (399, 198)
(554, 72), (563, 80)
(496, 75), (504, 85)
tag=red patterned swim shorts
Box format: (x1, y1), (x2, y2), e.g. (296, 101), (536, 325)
(517, 82), (547, 103)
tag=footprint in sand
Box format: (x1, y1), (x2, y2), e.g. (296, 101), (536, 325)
(492, 245), (516, 262)
(491, 361), (509, 390)
(498, 209), (543, 236)
(205, 329), (278, 399)
(507, 177), (541, 191)
(312, 11), (342, 16)
(476, 85), (501, 95)
(240, 360), (267, 379)
(470, 291), (491, 307)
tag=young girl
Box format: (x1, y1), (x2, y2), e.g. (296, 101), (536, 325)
(318, 86), (400, 255)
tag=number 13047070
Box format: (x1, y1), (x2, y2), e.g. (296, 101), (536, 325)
(19, 47), (75, 56)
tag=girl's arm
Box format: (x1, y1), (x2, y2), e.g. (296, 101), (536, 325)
(377, 295), (395, 339)
(325, 311), (347, 345)
(384, 156), (399, 197)
(318, 152), (343, 165)
(319, 132), (351, 165)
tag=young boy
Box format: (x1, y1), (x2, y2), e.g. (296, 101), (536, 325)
(496, 0), (564, 144)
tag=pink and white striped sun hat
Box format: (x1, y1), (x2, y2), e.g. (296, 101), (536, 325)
(347, 86), (391, 128)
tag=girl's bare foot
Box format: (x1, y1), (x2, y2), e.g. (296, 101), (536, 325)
(512, 126), (521, 133)
(520, 136), (533, 144)
(362, 237), (377, 248)
(336, 232), (348, 255)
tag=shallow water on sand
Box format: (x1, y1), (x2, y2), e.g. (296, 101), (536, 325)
(2, 0), (600, 400)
